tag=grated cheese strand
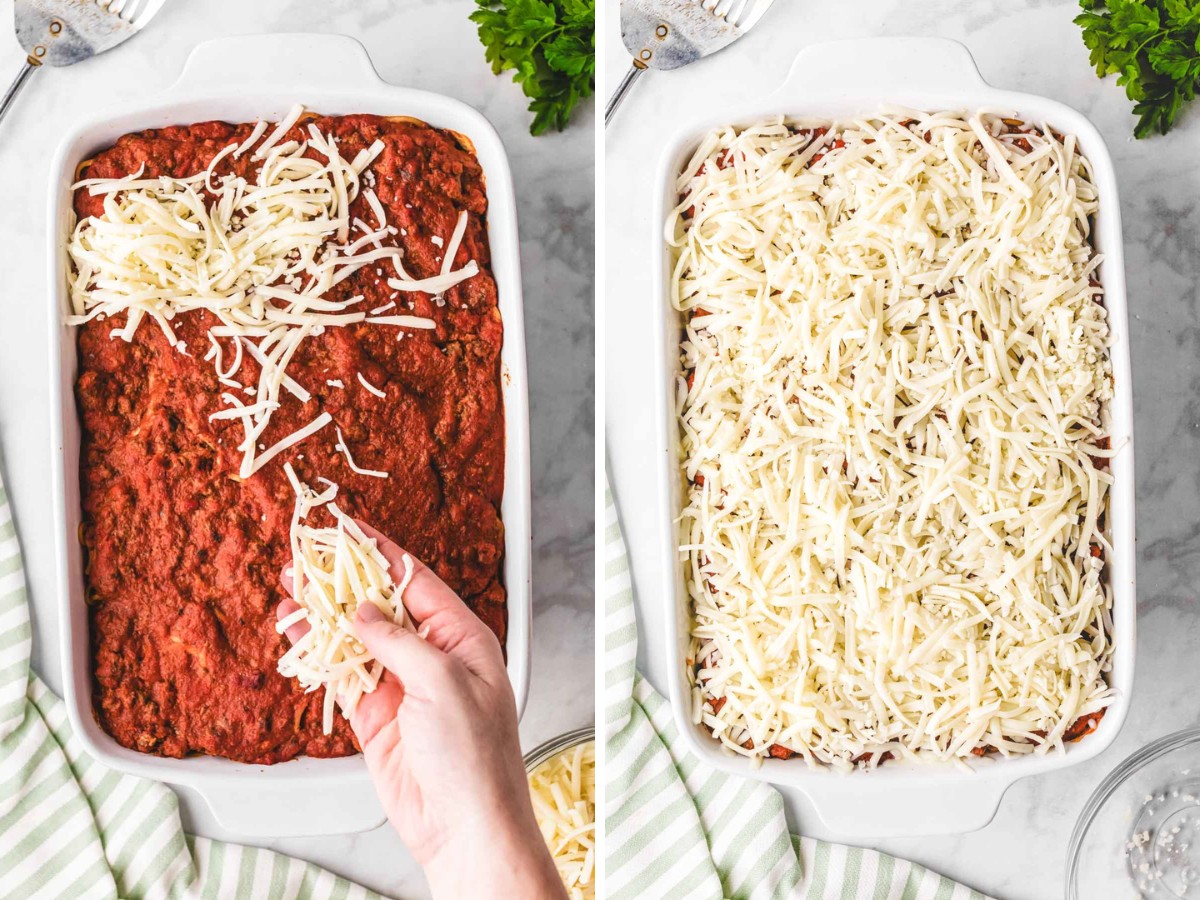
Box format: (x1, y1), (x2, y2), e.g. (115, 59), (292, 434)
(356, 372), (387, 398)
(278, 464), (414, 735)
(670, 111), (1115, 770)
(334, 425), (388, 479)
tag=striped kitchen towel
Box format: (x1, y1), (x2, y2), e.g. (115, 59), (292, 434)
(603, 482), (993, 900)
(0, 468), (385, 899)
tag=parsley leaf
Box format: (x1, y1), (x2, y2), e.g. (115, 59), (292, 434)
(470, 0), (596, 136)
(1075, 0), (1200, 137)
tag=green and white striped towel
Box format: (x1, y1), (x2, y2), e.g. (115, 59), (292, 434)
(603, 482), (993, 900)
(0, 468), (385, 899)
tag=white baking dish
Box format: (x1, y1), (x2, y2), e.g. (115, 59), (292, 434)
(654, 37), (1136, 838)
(48, 33), (532, 838)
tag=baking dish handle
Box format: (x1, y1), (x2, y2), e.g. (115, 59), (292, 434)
(171, 33), (382, 94)
(801, 776), (1010, 838)
(771, 37), (988, 101)
(197, 778), (386, 838)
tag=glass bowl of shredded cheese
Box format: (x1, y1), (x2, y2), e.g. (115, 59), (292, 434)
(525, 727), (595, 900)
(1067, 729), (1200, 898)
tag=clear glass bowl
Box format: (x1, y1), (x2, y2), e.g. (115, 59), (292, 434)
(524, 726), (596, 900)
(524, 726), (595, 771)
(1067, 729), (1200, 899)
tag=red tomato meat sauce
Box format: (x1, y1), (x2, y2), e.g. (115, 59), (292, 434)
(75, 115), (505, 764)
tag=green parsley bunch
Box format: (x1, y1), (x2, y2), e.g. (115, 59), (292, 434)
(471, 0), (596, 136)
(1076, 0), (1200, 137)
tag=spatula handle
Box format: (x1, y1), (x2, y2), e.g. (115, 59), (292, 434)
(0, 58), (39, 130)
(605, 62), (647, 127)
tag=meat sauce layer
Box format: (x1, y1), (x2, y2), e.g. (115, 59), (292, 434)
(76, 115), (505, 764)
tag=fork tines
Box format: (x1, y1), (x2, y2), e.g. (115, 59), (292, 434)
(94, 0), (168, 27)
(698, 0), (771, 30)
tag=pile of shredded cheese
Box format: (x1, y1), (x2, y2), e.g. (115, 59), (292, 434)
(670, 110), (1115, 769)
(277, 463), (414, 735)
(528, 741), (596, 899)
(66, 104), (477, 479)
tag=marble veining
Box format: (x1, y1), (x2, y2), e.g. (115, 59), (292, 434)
(0, 1), (594, 896)
(605, 1), (1200, 897)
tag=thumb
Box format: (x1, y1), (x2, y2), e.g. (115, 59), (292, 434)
(355, 602), (448, 693)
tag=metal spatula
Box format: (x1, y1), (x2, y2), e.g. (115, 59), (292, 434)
(0, 0), (167, 129)
(606, 0), (775, 126)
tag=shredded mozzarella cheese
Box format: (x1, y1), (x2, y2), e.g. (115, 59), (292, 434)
(278, 464), (414, 735)
(66, 105), (471, 479)
(334, 425), (388, 479)
(356, 372), (387, 398)
(529, 741), (596, 900)
(670, 111), (1115, 769)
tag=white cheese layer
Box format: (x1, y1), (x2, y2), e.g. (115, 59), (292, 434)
(669, 111), (1115, 769)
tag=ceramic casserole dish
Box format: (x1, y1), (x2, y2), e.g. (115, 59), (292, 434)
(654, 36), (1135, 838)
(48, 33), (532, 838)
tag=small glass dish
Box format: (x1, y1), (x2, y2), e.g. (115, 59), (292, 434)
(524, 726), (595, 771)
(1067, 729), (1200, 899)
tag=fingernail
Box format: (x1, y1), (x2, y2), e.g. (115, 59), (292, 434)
(417, 623), (431, 640)
(358, 603), (385, 624)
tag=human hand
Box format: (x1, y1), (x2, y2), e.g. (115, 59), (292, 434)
(278, 522), (564, 899)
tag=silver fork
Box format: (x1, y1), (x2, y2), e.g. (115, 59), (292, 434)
(0, 0), (168, 129)
(606, 0), (775, 126)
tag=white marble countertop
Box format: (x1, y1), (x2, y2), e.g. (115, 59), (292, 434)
(605, 1), (1200, 898)
(0, 1), (594, 896)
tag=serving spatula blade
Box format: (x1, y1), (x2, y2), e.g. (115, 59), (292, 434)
(607, 0), (776, 126)
(1, 0), (168, 130)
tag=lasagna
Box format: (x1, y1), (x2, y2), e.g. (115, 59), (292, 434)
(73, 111), (505, 764)
(670, 111), (1114, 769)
